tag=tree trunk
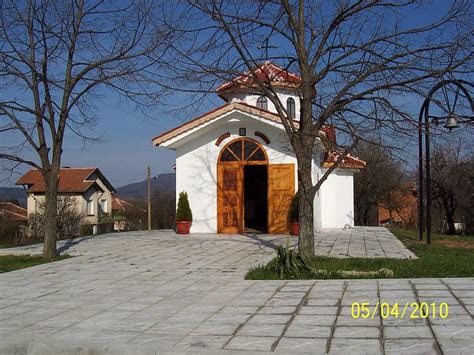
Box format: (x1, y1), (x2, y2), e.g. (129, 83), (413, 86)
(297, 150), (316, 258)
(295, 68), (317, 258)
(442, 194), (456, 235)
(43, 171), (59, 258)
(445, 209), (456, 235)
(363, 208), (369, 226)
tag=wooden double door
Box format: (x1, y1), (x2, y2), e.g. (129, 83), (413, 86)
(217, 138), (295, 234)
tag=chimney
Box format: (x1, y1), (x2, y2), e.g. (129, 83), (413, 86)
(322, 125), (336, 144)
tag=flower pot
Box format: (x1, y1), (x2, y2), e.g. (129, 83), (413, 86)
(176, 221), (192, 234)
(290, 222), (299, 236)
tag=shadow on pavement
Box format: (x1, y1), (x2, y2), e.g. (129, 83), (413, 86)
(57, 237), (92, 254)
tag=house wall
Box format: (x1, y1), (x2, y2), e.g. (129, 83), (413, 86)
(82, 188), (102, 225)
(79, 184), (114, 228)
(175, 112), (301, 233)
(229, 89), (301, 120)
(319, 169), (355, 228)
(28, 193), (87, 218)
(26, 175), (113, 234)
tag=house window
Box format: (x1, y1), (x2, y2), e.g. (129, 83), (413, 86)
(100, 199), (107, 213)
(87, 199), (94, 215)
(256, 96), (268, 110)
(287, 97), (295, 119)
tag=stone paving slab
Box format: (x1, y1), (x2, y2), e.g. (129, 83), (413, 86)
(315, 226), (417, 259)
(0, 229), (471, 354)
(0, 226), (416, 260)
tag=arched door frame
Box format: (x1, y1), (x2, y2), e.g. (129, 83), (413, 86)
(217, 137), (269, 165)
(217, 138), (268, 234)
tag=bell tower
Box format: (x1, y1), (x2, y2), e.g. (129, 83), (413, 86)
(215, 62), (301, 120)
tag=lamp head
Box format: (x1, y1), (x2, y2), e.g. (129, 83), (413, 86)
(444, 114), (459, 132)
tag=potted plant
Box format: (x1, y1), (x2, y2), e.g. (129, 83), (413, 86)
(288, 193), (299, 236)
(176, 191), (193, 234)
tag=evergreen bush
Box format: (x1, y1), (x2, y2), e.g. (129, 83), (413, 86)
(176, 191), (192, 221)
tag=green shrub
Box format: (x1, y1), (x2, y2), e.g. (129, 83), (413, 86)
(288, 193), (299, 222)
(176, 191), (192, 221)
(266, 239), (309, 278)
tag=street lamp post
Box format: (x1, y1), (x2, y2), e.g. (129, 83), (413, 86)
(418, 80), (473, 244)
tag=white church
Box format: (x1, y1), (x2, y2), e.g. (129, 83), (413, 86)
(153, 62), (365, 234)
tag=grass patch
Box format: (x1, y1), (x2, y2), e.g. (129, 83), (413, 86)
(0, 255), (70, 273)
(246, 229), (474, 280)
(392, 228), (473, 249)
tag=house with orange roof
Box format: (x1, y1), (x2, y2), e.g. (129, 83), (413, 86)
(153, 62), (365, 234)
(378, 181), (418, 228)
(112, 196), (146, 231)
(0, 202), (29, 243)
(16, 167), (115, 235)
(0, 201), (28, 222)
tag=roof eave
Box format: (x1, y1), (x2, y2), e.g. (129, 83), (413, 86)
(153, 104), (288, 148)
(85, 168), (116, 193)
(321, 162), (366, 170)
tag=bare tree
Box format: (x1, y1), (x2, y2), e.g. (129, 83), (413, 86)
(165, 0), (472, 257)
(151, 191), (175, 229)
(354, 141), (405, 226)
(123, 192), (175, 230)
(0, 1), (175, 257)
(430, 144), (473, 235)
(29, 196), (84, 240)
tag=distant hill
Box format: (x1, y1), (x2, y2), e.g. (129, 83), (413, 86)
(0, 187), (27, 207)
(116, 173), (175, 200)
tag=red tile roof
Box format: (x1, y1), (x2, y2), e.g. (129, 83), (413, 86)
(151, 99), (365, 169)
(152, 102), (292, 146)
(112, 197), (145, 212)
(216, 61), (301, 98)
(322, 150), (366, 169)
(319, 126), (365, 169)
(378, 182), (417, 225)
(15, 168), (111, 193)
(0, 202), (27, 221)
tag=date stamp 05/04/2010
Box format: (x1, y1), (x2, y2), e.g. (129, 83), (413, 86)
(351, 302), (449, 319)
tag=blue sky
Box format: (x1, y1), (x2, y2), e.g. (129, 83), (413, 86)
(0, 92), (223, 188)
(0, 1), (471, 189)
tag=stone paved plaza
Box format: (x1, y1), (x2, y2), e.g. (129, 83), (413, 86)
(314, 227), (417, 259)
(0, 229), (472, 354)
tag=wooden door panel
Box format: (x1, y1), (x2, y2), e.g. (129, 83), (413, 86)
(217, 163), (242, 233)
(268, 164), (295, 234)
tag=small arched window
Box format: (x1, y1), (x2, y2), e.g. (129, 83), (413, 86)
(287, 97), (296, 119)
(256, 96), (268, 110)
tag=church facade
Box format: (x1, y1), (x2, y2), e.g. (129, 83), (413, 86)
(153, 62), (365, 234)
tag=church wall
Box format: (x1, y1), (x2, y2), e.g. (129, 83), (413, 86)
(229, 89), (301, 120)
(175, 113), (299, 233)
(172, 111), (355, 234)
(319, 169), (355, 228)
(312, 154), (324, 232)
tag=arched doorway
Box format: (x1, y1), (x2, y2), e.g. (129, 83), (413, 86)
(217, 138), (295, 234)
(217, 138), (268, 234)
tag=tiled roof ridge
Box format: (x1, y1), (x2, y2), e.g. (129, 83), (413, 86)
(152, 102), (289, 146)
(15, 167), (105, 193)
(216, 61), (301, 93)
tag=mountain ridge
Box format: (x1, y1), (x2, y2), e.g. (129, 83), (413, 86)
(0, 173), (176, 205)
(115, 173), (175, 199)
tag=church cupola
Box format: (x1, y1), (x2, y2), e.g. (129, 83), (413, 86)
(215, 61), (301, 120)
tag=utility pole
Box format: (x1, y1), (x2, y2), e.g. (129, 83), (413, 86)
(147, 166), (151, 230)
